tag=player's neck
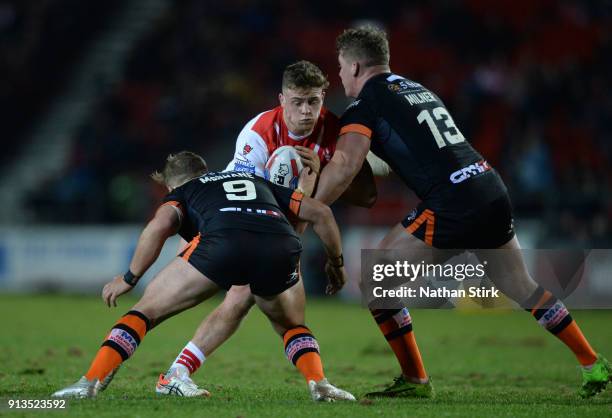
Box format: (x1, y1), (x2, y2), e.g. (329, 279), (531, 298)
(355, 65), (390, 95)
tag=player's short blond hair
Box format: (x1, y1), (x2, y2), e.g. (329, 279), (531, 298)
(282, 60), (329, 91)
(151, 151), (208, 188)
(336, 25), (390, 67)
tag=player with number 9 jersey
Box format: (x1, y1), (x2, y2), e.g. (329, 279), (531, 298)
(164, 171), (301, 240)
(163, 170), (306, 294)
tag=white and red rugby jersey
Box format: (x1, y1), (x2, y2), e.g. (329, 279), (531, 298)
(225, 106), (338, 177)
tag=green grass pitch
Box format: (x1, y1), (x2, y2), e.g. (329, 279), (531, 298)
(0, 294), (610, 417)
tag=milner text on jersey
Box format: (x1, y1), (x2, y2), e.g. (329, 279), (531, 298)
(404, 92), (436, 106)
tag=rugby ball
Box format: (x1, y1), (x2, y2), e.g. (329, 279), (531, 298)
(264, 146), (304, 189)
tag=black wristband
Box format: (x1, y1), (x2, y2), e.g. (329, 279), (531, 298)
(123, 270), (140, 286)
(328, 254), (344, 268)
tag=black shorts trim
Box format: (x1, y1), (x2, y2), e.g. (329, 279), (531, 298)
(401, 195), (515, 249)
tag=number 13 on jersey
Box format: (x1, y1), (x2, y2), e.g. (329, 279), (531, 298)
(417, 106), (465, 149)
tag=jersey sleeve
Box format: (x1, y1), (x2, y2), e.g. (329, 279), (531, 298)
(224, 118), (270, 177)
(339, 99), (376, 140)
(161, 189), (187, 230)
(269, 182), (304, 220)
(162, 189), (201, 241)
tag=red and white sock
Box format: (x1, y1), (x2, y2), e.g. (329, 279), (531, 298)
(170, 341), (206, 376)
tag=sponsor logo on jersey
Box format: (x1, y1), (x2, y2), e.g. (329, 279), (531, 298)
(233, 157), (256, 174)
(242, 144), (253, 155)
(405, 208), (418, 223)
(387, 74), (422, 93)
(345, 99), (361, 111)
(287, 268), (299, 284)
(387, 74), (423, 88)
(449, 160), (491, 184)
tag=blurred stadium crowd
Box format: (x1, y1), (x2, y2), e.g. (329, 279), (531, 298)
(3, 0), (611, 247)
(0, 0), (119, 164)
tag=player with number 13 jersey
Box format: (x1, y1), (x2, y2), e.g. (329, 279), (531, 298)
(340, 73), (511, 248)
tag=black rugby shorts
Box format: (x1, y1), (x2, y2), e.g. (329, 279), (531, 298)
(180, 230), (302, 296)
(401, 194), (515, 249)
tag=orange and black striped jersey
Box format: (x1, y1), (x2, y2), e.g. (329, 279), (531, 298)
(340, 73), (507, 213)
(162, 171), (303, 242)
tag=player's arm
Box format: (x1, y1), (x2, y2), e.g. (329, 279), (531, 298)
(102, 204), (180, 307)
(293, 194), (347, 295)
(314, 132), (371, 205)
(129, 205), (179, 276)
(292, 168), (317, 234)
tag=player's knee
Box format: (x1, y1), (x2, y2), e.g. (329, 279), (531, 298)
(130, 305), (160, 329)
(221, 287), (255, 320)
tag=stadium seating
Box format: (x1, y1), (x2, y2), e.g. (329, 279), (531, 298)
(5, 0), (610, 246)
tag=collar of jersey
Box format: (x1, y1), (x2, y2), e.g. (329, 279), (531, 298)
(287, 130), (309, 141)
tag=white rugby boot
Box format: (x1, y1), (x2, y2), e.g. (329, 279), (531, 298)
(96, 366), (120, 392)
(155, 367), (210, 397)
(51, 376), (99, 399)
(308, 378), (356, 402)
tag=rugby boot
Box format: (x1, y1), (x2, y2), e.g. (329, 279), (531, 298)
(51, 376), (99, 399)
(155, 367), (210, 397)
(579, 354), (611, 398)
(308, 378), (356, 402)
(365, 375), (434, 398)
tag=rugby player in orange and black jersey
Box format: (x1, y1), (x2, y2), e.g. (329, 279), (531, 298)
(51, 152), (356, 401)
(314, 26), (610, 399)
(163, 170), (305, 296)
(339, 73), (513, 248)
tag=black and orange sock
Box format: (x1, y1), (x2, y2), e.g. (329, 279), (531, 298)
(283, 325), (325, 382)
(371, 307), (427, 381)
(85, 310), (151, 381)
(523, 286), (597, 366)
